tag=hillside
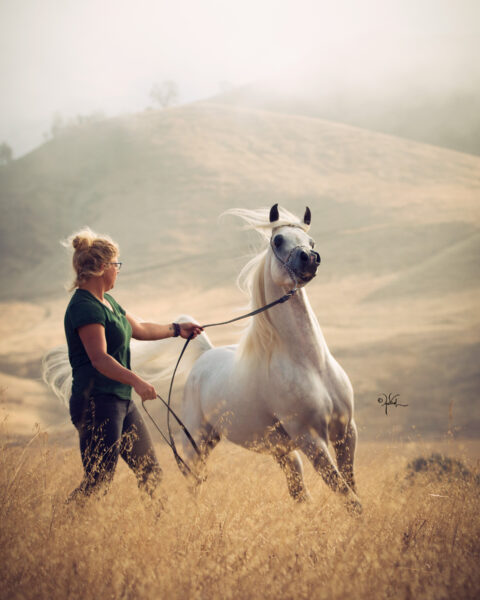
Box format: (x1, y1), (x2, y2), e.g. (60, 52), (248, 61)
(211, 84), (480, 157)
(0, 102), (479, 439)
(1, 102), (479, 300)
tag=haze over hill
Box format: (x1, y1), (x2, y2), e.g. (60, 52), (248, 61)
(0, 102), (479, 440)
(2, 2), (478, 159)
(211, 34), (480, 156)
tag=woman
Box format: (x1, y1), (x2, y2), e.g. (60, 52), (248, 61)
(64, 228), (202, 501)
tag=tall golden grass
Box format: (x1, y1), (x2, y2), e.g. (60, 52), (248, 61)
(1, 420), (479, 600)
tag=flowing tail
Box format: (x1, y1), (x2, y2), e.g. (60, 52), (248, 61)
(42, 346), (73, 406)
(42, 315), (214, 405)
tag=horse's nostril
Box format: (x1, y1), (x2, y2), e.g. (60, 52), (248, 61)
(300, 251), (308, 262)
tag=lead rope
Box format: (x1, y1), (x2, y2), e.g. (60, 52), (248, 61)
(142, 246), (300, 479)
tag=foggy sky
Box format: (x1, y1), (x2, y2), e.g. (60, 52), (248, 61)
(1, 0), (479, 158)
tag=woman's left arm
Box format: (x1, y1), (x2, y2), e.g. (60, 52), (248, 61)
(125, 313), (203, 341)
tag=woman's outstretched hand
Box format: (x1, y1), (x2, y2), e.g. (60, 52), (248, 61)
(134, 377), (157, 402)
(179, 322), (204, 339)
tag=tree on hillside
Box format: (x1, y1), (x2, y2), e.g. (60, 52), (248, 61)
(150, 80), (179, 108)
(47, 110), (106, 139)
(0, 142), (13, 166)
(74, 110), (106, 126)
(50, 112), (65, 138)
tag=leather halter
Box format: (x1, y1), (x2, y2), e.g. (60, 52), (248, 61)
(270, 225), (319, 286)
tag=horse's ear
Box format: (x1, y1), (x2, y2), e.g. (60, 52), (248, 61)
(304, 206), (311, 226)
(270, 204), (279, 223)
(269, 204), (279, 223)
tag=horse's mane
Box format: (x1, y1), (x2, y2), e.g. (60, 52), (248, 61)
(224, 207), (306, 365)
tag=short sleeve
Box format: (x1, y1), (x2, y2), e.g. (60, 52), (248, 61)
(67, 299), (106, 331)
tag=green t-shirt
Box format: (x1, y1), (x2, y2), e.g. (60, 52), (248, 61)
(64, 289), (133, 400)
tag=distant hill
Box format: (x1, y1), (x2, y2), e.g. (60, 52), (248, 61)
(1, 102), (479, 301)
(212, 84), (480, 157)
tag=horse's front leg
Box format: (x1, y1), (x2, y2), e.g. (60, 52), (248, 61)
(304, 432), (361, 514)
(331, 420), (358, 495)
(284, 419), (362, 514)
(274, 450), (311, 503)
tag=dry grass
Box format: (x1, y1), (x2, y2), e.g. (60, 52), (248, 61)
(1, 420), (479, 600)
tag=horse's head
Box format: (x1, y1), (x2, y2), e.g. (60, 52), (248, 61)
(268, 204), (321, 288)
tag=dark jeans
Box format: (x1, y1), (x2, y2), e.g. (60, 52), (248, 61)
(69, 393), (162, 500)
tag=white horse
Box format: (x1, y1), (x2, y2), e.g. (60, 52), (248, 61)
(180, 205), (361, 512)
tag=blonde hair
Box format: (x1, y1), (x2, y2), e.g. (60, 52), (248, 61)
(64, 227), (119, 290)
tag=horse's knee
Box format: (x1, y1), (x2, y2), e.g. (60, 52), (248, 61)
(286, 450), (304, 474)
(205, 430), (220, 452)
(275, 450), (310, 502)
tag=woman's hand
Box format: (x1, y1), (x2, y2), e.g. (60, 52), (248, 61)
(178, 322), (204, 339)
(133, 377), (157, 402)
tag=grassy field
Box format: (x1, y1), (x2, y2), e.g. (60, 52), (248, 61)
(1, 420), (479, 600)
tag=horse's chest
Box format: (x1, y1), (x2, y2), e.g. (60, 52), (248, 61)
(269, 361), (350, 416)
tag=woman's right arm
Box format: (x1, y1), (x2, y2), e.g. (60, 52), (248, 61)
(77, 323), (157, 401)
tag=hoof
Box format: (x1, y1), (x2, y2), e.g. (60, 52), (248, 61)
(346, 495), (363, 515)
(295, 491), (312, 503)
(148, 499), (165, 520)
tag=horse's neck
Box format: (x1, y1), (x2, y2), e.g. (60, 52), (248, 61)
(264, 273), (329, 369)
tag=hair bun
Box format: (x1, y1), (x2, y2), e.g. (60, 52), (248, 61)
(66, 227), (119, 291)
(72, 232), (94, 251)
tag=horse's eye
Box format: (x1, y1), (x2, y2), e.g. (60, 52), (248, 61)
(274, 235), (283, 248)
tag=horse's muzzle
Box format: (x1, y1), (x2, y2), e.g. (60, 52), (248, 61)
(293, 248), (321, 282)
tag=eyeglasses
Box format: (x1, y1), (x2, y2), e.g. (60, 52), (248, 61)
(108, 262), (123, 271)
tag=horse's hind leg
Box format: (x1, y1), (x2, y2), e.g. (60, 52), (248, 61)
(332, 420), (358, 494)
(274, 450), (311, 503)
(200, 425), (221, 466)
(182, 418), (220, 486)
(182, 385), (220, 485)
